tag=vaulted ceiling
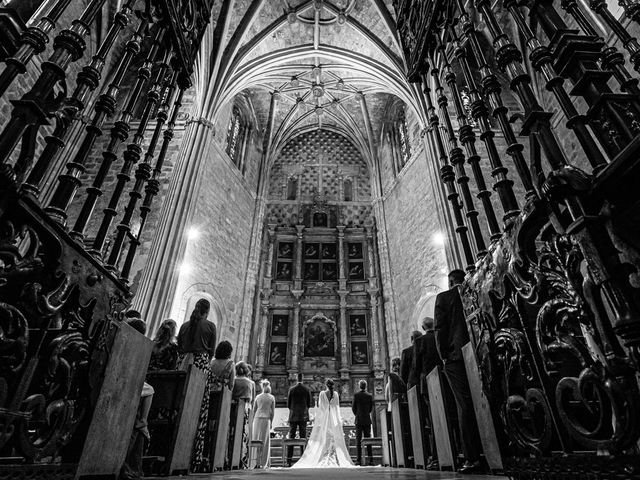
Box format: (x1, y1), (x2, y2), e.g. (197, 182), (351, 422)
(195, 0), (426, 173)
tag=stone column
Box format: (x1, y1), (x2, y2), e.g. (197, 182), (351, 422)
(132, 120), (214, 332)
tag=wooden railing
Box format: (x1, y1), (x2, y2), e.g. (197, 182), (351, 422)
(0, 0), (213, 477)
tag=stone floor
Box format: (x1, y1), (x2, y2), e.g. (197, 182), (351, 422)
(153, 467), (503, 479)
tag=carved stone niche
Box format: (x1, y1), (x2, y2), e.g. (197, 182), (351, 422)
(301, 312), (337, 372)
(302, 192), (337, 228)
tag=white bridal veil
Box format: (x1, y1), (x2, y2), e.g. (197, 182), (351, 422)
(291, 389), (355, 468)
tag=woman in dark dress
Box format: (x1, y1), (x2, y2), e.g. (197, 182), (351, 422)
(148, 319), (178, 371)
(177, 299), (217, 472)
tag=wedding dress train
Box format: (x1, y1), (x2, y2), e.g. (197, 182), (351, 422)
(291, 389), (355, 468)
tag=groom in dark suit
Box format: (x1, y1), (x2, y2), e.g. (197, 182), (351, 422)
(287, 373), (312, 466)
(352, 379), (374, 465)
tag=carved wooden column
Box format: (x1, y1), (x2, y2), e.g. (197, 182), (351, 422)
(450, 23), (520, 222)
(290, 290), (303, 376)
(264, 224), (277, 284)
(0, 0), (109, 165)
(255, 224), (276, 378)
(337, 224), (346, 280)
(91, 29), (169, 255)
(20, 0), (136, 192)
(0, 0), (73, 95)
(370, 223), (388, 370)
(255, 304), (271, 379)
(421, 74), (475, 270)
(294, 224), (304, 288)
(336, 224), (349, 377)
(120, 74), (186, 282)
(366, 228), (382, 374)
(431, 51), (487, 258)
(441, 44), (501, 241)
(338, 291), (349, 378)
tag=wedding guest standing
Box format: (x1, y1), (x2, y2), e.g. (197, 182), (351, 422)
(385, 357), (406, 410)
(286, 373), (312, 466)
(232, 361), (256, 402)
(148, 319), (178, 371)
(401, 330), (423, 389)
(232, 362), (256, 467)
(352, 380), (374, 466)
(251, 380), (275, 468)
(206, 341), (235, 468)
(413, 316), (442, 470)
(435, 269), (483, 474)
(176, 299), (216, 472)
(209, 341), (235, 391)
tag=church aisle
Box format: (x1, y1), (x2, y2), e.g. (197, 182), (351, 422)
(152, 467), (502, 480)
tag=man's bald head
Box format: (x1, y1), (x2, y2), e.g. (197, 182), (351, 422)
(422, 316), (434, 331)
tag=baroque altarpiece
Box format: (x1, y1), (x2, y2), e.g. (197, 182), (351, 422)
(251, 130), (387, 406)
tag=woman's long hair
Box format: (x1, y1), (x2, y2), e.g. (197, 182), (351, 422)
(186, 298), (210, 344)
(153, 319), (177, 346)
(326, 378), (335, 402)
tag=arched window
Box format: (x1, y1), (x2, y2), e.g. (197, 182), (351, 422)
(287, 177), (297, 200)
(226, 107), (242, 163)
(344, 179), (353, 201)
(398, 107), (411, 167)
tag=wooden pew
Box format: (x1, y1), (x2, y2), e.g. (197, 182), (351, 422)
(378, 407), (392, 467)
(229, 399), (250, 469)
(391, 398), (415, 468)
(145, 365), (206, 475)
(426, 366), (455, 470)
(211, 387), (233, 470)
(76, 322), (153, 480)
(390, 399), (405, 467)
(462, 342), (503, 472)
(407, 386), (426, 469)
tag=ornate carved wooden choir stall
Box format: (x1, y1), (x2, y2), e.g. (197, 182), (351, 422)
(0, 0), (212, 477)
(394, 0), (640, 477)
(2, 0), (640, 478)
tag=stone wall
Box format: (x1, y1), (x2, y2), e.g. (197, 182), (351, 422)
(381, 144), (449, 355)
(168, 139), (257, 347)
(266, 129), (374, 228)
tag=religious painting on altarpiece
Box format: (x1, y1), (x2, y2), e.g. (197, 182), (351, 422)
(271, 314), (289, 336)
(351, 341), (369, 365)
(303, 313), (336, 357)
(269, 342), (287, 366)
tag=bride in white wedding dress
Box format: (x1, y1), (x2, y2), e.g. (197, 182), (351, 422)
(291, 379), (355, 468)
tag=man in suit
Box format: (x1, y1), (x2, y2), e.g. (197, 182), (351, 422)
(434, 269), (483, 474)
(413, 316), (442, 469)
(352, 379), (374, 465)
(400, 330), (423, 388)
(286, 373), (312, 466)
